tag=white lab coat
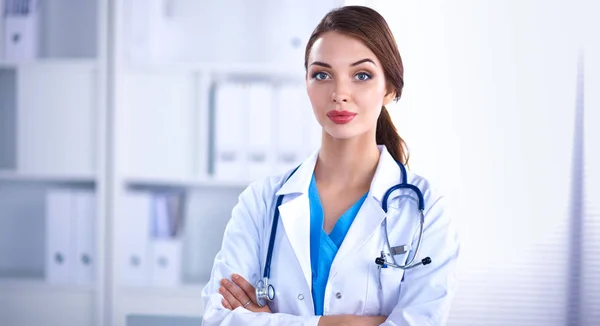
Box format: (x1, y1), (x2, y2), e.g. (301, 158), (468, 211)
(201, 146), (460, 326)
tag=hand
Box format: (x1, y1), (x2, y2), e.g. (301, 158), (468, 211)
(358, 316), (387, 326)
(219, 274), (272, 313)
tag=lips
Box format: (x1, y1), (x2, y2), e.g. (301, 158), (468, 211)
(326, 110), (356, 118)
(327, 110), (357, 124)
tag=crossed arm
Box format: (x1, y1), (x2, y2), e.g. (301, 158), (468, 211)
(204, 182), (459, 325)
(219, 273), (387, 326)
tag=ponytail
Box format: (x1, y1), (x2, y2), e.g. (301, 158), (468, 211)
(376, 106), (409, 166)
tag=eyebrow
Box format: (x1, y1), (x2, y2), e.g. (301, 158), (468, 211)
(310, 58), (376, 68)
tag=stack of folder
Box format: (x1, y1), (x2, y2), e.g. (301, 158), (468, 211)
(120, 190), (186, 287)
(212, 80), (321, 182)
(45, 188), (96, 285)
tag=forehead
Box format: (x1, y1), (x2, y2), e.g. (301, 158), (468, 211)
(308, 31), (380, 67)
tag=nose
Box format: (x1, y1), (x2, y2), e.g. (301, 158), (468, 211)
(332, 92), (349, 103)
(332, 81), (350, 103)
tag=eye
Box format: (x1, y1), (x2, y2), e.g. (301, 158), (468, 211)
(355, 72), (372, 81)
(312, 72), (330, 80)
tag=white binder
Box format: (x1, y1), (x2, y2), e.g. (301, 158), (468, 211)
(3, 0), (39, 61)
(275, 85), (310, 174)
(45, 189), (75, 284)
(149, 192), (183, 286)
(120, 192), (152, 286)
(214, 82), (247, 180)
(247, 82), (274, 180)
(73, 190), (95, 285)
(150, 238), (182, 287)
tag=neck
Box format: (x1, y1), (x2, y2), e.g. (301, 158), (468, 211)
(314, 132), (381, 190)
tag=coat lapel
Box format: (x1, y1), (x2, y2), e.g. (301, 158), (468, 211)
(278, 194), (313, 291)
(329, 146), (404, 277)
(274, 149), (319, 292)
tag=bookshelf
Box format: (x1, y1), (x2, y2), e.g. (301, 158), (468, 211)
(0, 0), (343, 325)
(0, 0), (108, 326)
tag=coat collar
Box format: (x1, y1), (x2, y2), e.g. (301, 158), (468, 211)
(275, 148), (319, 197)
(369, 145), (405, 204)
(275, 145), (405, 204)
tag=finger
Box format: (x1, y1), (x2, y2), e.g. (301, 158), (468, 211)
(221, 278), (251, 309)
(223, 278), (251, 307)
(219, 285), (241, 309)
(221, 299), (232, 310)
(232, 274), (257, 304)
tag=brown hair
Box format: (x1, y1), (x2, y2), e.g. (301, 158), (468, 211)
(304, 5), (410, 165)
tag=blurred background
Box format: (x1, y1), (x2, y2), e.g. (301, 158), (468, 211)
(0, 0), (597, 325)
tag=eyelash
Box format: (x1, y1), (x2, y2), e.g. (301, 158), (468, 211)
(311, 71), (373, 81)
(355, 72), (372, 81)
(312, 72), (329, 80)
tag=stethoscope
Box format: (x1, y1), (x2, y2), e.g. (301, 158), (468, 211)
(255, 161), (432, 307)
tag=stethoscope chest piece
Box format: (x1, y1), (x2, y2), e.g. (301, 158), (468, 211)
(255, 277), (275, 307)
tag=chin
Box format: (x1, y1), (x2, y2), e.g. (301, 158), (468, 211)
(324, 126), (364, 141)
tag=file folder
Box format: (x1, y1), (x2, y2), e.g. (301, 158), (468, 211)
(275, 85), (309, 174)
(3, 0), (39, 60)
(121, 192), (152, 286)
(149, 238), (182, 287)
(45, 189), (75, 284)
(247, 82), (274, 180)
(213, 82), (247, 180)
(73, 190), (95, 285)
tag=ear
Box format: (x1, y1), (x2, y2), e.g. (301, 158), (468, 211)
(383, 87), (397, 106)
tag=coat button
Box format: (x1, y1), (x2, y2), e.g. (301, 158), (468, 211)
(297, 294), (304, 300)
(335, 292), (342, 299)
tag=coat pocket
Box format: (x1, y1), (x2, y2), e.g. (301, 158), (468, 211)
(364, 264), (404, 316)
(378, 265), (404, 316)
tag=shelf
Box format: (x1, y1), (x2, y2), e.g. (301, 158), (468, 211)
(0, 59), (97, 69)
(0, 278), (95, 294)
(121, 283), (206, 298)
(0, 170), (96, 185)
(118, 284), (206, 324)
(0, 279), (95, 326)
(125, 62), (306, 80)
(124, 176), (250, 189)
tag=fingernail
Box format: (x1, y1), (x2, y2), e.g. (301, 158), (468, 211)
(221, 279), (229, 285)
(232, 274), (239, 280)
(219, 287), (225, 293)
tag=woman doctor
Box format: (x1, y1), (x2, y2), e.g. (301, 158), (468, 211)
(201, 5), (460, 326)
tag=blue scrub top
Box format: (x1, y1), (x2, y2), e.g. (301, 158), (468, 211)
(309, 174), (368, 316)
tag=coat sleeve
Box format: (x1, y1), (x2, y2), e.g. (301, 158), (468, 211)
(201, 181), (321, 326)
(382, 194), (461, 326)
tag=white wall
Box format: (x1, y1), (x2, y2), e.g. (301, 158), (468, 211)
(371, 0), (597, 324)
